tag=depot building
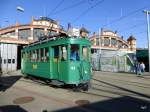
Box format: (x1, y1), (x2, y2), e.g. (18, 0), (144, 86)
(0, 17), (65, 73)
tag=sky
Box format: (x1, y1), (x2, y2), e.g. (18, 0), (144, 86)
(0, 0), (150, 48)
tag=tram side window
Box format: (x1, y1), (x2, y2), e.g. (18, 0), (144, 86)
(21, 52), (24, 58)
(28, 51), (31, 61)
(82, 46), (88, 60)
(61, 45), (67, 61)
(36, 49), (39, 62)
(44, 47), (49, 62)
(31, 50), (36, 62)
(40, 48), (44, 62)
(70, 44), (79, 61)
(31, 51), (34, 62)
(53, 46), (59, 59)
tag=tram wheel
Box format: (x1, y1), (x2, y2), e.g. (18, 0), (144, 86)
(82, 83), (89, 91)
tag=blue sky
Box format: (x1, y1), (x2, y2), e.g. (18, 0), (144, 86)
(0, 0), (150, 48)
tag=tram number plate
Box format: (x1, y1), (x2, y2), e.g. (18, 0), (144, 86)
(32, 64), (38, 69)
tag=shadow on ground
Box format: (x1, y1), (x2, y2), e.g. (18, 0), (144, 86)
(0, 75), (21, 92)
(0, 105), (27, 112)
(92, 78), (150, 99)
(53, 96), (150, 112)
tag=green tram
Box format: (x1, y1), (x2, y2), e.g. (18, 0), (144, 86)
(21, 36), (91, 90)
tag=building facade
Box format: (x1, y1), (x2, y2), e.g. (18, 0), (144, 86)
(0, 17), (65, 73)
(90, 29), (136, 72)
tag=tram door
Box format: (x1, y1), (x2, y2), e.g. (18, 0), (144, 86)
(52, 46), (59, 79)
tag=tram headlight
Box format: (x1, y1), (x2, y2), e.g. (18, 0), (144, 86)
(71, 66), (75, 70)
(84, 71), (87, 74)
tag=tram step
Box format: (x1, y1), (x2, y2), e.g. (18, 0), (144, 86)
(50, 80), (64, 86)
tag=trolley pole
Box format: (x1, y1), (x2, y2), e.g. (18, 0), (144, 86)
(144, 10), (150, 72)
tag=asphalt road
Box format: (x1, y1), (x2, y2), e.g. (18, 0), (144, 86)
(0, 71), (150, 112)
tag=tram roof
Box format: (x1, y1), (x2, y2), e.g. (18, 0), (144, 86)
(23, 35), (91, 50)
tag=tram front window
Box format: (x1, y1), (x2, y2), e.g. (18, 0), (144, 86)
(82, 46), (88, 60)
(70, 44), (79, 61)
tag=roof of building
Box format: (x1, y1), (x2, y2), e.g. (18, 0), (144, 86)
(34, 16), (58, 24)
(127, 35), (136, 41)
(80, 27), (89, 33)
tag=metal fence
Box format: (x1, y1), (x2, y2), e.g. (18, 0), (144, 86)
(91, 51), (134, 72)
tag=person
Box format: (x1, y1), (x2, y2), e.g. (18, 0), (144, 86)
(139, 62), (145, 75)
(136, 62), (141, 75)
(71, 50), (77, 61)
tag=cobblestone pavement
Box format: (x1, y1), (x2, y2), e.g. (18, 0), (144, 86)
(0, 71), (150, 112)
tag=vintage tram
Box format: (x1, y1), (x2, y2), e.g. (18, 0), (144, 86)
(21, 34), (91, 90)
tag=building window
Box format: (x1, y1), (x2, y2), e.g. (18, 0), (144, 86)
(104, 37), (110, 46)
(33, 28), (45, 40)
(19, 29), (31, 40)
(118, 41), (123, 48)
(123, 44), (128, 48)
(4, 59), (6, 64)
(47, 30), (58, 36)
(12, 59), (15, 63)
(111, 38), (117, 47)
(8, 59), (11, 63)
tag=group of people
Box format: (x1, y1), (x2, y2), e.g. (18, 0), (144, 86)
(136, 62), (145, 76)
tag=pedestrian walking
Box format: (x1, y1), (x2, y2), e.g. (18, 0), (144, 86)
(136, 62), (141, 75)
(140, 62), (145, 74)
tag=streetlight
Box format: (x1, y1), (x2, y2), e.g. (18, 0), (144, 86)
(17, 6), (24, 12)
(16, 6), (24, 23)
(143, 10), (150, 72)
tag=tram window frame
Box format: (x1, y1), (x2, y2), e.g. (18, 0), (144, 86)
(61, 45), (67, 61)
(32, 50), (36, 62)
(35, 49), (38, 62)
(82, 46), (88, 60)
(53, 46), (59, 59)
(44, 47), (49, 62)
(27, 51), (31, 62)
(31, 51), (33, 62)
(70, 44), (80, 61)
(21, 52), (24, 58)
(30, 51), (32, 62)
(40, 48), (44, 62)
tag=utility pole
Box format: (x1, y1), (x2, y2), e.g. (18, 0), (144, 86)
(143, 10), (150, 72)
(98, 28), (101, 71)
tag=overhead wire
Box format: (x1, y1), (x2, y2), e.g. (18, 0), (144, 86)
(102, 4), (150, 27)
(118, 22), (146, 33)
(50, 0), (85, 15)
(47, 0), (64, 17)
(73, 0), (104, 23)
